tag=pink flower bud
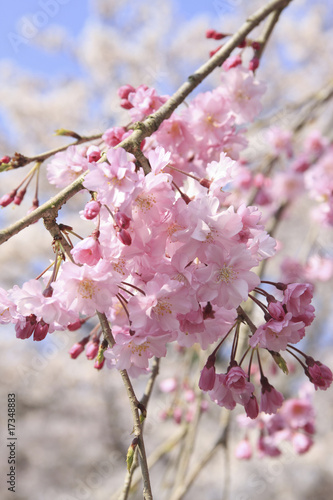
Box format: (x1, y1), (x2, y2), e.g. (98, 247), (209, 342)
(28, 197), (39, 214)
(199, 178), (211, 189)
(268, 301), (285, 321)
(15, 315), (37, 339)
(67, 319), (84, 331)
(83, 200), (100, 220)
(13, 188), (27, 206)
(260, 377), (284, 414)
(222, 54), (242, 71)
(34, 321), (49, 341)
(199, 364), (216, 391)
(305, 357), (333, 391)
(86, 340), (100, 360)
(209, 45), (222, 58)
(71, 236), (102, 266)
(117, 84), (135, 100)
(206, 29), (216, 39)
(87, 145), (101, 162)
(252, 41), (261, 51)
(120, 99), (134, 110)
(117, 228), (132, 246)
(69, 342), (85, 359)
(114, 211), (131, 229)
(245, 394), (259, 419)
(249, 57), (260, 71)
(94, 358), (105, 370)
(0, 189), (16, 207)
(184, 390), (195, 403)
(0, 155), (11, 164)
(212, 32), (227, 40)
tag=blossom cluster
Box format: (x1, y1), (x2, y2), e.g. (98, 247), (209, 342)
(0, 65), (331, 432)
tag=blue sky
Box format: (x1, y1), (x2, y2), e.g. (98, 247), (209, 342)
(1, 0), (331, 78)
(0, 0), (219, 77)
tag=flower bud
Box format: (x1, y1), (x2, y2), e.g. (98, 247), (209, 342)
(117, 84), (135, 100)
(0, 155), (11, 164)
(14, 188), (27, 206)
(222, 54), (242, 71)
(86, 340), (100, 360)
(34, 321), (49, 341)
(249, 57), (260, 71)
(0, 189), (16, 207)
(117, 228), (132, 246)
(94, 358), (105, 370)
(86, 145), (101, 162)
(83, 200), (100, 220)
(69, 343), (85, 359)
(114, 211), (131, 229)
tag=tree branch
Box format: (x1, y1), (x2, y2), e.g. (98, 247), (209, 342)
(97, 312), (153, 500)
(4, 133), (102, 171)
(0, 173), (86, 246)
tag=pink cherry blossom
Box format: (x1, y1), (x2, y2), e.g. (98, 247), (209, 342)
(52, 260), (119, 316)
(249, 313), (305, 351)
(305, 357), (333, 391)
(47, 145), (90, 188)
(71, 235), (102, 266)
(260, 377), (284, 414)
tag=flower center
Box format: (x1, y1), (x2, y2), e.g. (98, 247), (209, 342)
(215, 264), (238, 284)
(153, 299), (172, 316)
(78, 278), (97, 299)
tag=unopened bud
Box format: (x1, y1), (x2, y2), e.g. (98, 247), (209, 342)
(199, 178), (211, 189)
(114, 211), (131, 229)
(249, 57), (260, 71)
(209, 45), (222, 58)
(118, 228), (132, 246)
(83, 200), (100, 220)
(86, 145), (101, 162)
(13, 188), (27, 205)
(0, 155), (11, 164)
(0, 189), (17, 207)
(34, 321), (49, 341)
(117, 84), (135, 100)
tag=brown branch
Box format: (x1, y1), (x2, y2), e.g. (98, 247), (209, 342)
(169, 412), (231, 500)
(0, 172), (86, 245)
(256, 7), (285, 62)
(5, 133), (102, 170)
(120, 0), (293, 155)
(96, 312), (153, 500)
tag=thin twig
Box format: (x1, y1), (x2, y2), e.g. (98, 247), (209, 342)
(4, 133), (102, 170)
(96, 312), (153, 500)
(0, 172), (86, 245)
(170, 412), (231, 500)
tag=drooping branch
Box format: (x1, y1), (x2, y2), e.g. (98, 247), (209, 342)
(0, 173), (86, 245)
(3, 133), (102, 171)
(120, 0), (293, 155)
(97, 312), (153, 500)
